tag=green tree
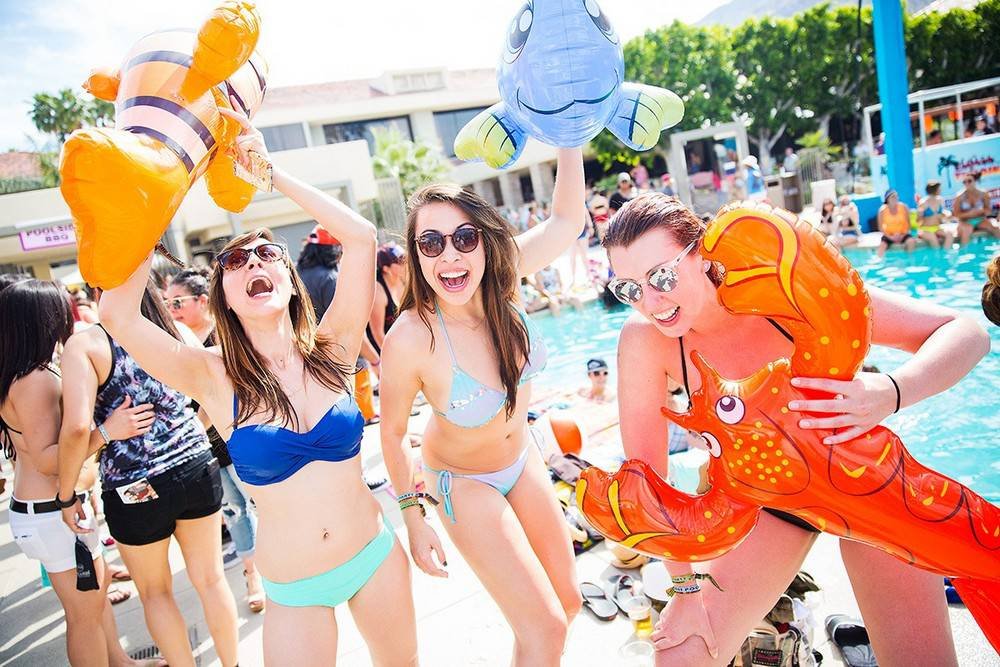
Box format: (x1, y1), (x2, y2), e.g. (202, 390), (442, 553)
(590, 21), (736, 171)
(30, 88), (113, 146)
(370, 127), (450, 201)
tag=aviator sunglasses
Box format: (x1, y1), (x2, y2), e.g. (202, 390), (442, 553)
(608, 241), (697, 305)
(416, 225), (481, 258)
(164, 295), (198, 310)
(217, 243), (287, 271)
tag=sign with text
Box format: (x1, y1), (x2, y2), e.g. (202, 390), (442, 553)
(19, 224), (77, 252)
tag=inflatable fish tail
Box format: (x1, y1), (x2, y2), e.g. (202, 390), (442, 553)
(60, 128), (190, 288)
(951, 578), (1000, 654)
(577, 459), (761, 562)
(182, 0), (262, 100)
(703, 202), (871, 381)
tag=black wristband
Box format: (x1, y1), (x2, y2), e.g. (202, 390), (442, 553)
(885, 373), (901, 414)
(53, 492), (78, 509)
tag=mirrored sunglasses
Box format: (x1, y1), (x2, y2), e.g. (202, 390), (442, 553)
(608, 241), (697, 305)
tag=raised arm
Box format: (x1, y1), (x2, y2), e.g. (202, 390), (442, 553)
(97, 253), (219, 403)
(222, 109), (378, 361)
(515, 148), (586, 276)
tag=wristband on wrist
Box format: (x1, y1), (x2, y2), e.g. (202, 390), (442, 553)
(666, 573), (724, 597)
(53, 491), (79, 509)
(396, 492), (439, 507)
(885, 373), (901, 414)
(97, 423), (112, 445)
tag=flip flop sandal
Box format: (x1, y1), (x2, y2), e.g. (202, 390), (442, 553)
(580, 581), (617, 621)
(825, 614), (877, 667)
(608, 574), (644, 615)
(107, 586), (131, 606)
(109, 566), (132, 582)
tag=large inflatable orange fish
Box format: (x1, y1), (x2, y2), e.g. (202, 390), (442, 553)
(60, 1), (267, 289)
(578, 202), (1000, 651)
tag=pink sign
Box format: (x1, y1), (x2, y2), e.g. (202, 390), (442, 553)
(19, 224), (77, 252)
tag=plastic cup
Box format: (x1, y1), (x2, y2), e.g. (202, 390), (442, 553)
(624, 597), (653, 639)
(620, 640), (655, 667)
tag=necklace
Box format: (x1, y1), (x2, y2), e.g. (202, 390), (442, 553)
(443, 311), (486, 331)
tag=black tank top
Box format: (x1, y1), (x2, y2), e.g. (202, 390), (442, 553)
(365, 277), (399, 354)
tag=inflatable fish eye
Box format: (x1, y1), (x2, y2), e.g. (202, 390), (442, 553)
(715, 395), (745, 425)
(583, 0), (617, 44)
(701, 431), (722, 458)
(505, 2), (534, 63)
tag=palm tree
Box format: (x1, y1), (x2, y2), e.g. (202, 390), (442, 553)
(370, 126), (450, 201)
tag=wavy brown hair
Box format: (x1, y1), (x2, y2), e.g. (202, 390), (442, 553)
(602, 193), (724, 287)
(208, 228), (352, 429)
(399, 184), (529, 419)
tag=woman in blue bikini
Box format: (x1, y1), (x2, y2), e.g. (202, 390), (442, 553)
(97, 110), (418, 666)
(380, 149), (586, 665)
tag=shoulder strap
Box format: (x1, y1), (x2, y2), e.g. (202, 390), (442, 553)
(434, 302), (459, 366)
(678, 337), (692, 411)
(94, 324), (116, 392)
(765, 318), (794, 343)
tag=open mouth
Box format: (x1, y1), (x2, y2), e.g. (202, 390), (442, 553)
(246, 276), (274, 299)
(516, 72), (619, 116)
(652, 306), (680, 325)
(438, 270), (470, 292)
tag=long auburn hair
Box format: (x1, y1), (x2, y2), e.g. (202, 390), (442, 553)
(399, 184), (530, 419)
(602, 193), (724, 287)
(208, 228), (352, 429)
(0, 280), (74, 460)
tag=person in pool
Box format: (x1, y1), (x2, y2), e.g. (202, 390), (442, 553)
(601, 193), (989, 666)
(954, 171), (1000, 245)
(578, 358), (616, 404)
(916, 180), (955, 249)
(95, 110), (418, 666)
(877, 189), (916, 257)
(983, 253), (1000, 326)
(379, 148), (586, 666)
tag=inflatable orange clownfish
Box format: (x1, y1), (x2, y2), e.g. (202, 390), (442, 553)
(60, 1), (267, 289)
(578, 202), (1000, 652)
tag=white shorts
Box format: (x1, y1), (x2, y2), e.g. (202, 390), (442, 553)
(9, 496), (102, 573)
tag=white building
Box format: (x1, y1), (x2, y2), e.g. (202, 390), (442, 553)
(0, 67), (557, 281)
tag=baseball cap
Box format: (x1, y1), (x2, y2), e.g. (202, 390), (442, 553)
(307, 225), (340, 246)
(587, 358), (609, 373)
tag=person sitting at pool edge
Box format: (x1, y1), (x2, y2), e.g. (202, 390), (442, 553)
(578, 358), (615, 404)
(877, 189), (916, 257)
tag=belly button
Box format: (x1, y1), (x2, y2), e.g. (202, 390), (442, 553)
(322, 529), (329, 540)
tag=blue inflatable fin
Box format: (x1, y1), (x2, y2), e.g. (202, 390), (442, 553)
(454, 103), (527, 170)
(607, 83), (685, 151)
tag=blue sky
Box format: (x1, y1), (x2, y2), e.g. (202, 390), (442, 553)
(0, 0), (726, 151)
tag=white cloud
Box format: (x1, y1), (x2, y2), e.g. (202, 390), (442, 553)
(0, 0), (727, 150)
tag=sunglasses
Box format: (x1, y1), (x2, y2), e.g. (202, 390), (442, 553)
(608, 241), (697, 305)
(416, 225), (480, 258)
(164, 295), (198, 310)
(217, 243), (286, 271)
(963, 179), (974, 185)
(589, 370), (609, 377)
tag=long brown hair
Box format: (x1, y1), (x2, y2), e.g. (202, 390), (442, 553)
(983, 254), (1000, 326)
(399, 184), (529, 419)
(209, 228), (352, 429)
(602, 193), (724, 287)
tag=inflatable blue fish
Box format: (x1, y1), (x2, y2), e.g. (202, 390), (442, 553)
(455, 0), (684, 169)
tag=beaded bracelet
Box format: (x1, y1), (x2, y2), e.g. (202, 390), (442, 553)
(396, 492), (440, 507)
(666, 573), (725, 597)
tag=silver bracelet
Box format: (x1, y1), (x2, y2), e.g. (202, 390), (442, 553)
(97, 424), (112, 445)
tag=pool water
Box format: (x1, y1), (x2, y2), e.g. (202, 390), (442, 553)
(531, 239), (1000, 502)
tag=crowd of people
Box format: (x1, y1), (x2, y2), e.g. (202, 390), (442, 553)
(2, 107), (999, 667)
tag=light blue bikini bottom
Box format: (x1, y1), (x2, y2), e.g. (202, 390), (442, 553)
(261, 518), (394, 608)
(423, 447), (530, 524)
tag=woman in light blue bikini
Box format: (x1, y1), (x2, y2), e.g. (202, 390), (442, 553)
(380, 149), (586, 666)
(97, 111), (418, 666)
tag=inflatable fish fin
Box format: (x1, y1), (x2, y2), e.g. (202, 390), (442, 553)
(607, 83), (684, 151)
(205, 150), (257, 212)
(83, 67), (121, 102)
(181, 1), (262, 101)
(60, 128), (190, 289)
(454, 103), (526, 170)
(952, 578), (1000, 653)
(577, 459), (761, 562)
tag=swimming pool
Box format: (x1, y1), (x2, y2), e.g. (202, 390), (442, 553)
(531, 239), (1000, 502)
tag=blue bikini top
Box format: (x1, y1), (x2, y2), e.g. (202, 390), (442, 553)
(227, 393), (364, 486)
(432, 302), (547, 429)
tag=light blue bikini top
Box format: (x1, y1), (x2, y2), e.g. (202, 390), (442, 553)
(433, 302), (547, 429)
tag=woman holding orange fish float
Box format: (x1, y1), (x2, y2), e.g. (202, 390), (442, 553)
(591, 194), (991, 666)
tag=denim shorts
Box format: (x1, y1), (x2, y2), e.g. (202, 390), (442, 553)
(102, 454), (222, 546)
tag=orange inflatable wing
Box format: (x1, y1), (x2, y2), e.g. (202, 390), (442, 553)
(182, 0), (262, 101)
(83, 68), (120, 102)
